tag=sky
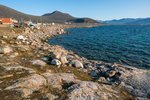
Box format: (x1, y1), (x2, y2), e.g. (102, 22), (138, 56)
(0, 0), (150, 20)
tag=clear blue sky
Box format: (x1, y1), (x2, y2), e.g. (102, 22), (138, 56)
(0, 0), (150, 20)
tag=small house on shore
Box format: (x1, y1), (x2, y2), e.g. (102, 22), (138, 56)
(0, 18), (18, 24)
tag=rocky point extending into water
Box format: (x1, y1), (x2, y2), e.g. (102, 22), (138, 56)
(0, 24), (150, 100)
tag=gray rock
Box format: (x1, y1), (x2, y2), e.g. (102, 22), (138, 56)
(71, 60), (83, 68)
(123, 70), (150, 99)
(136, 97), (150, 100)
(66, 55), (74, 61)
(51, 59), (61, 66)
(31, 59), (46, 67)
(90, 70), (99, 77)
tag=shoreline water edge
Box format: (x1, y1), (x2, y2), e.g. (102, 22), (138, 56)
(0, 23), (150, 99)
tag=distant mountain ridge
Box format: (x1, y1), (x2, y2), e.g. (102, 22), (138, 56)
(103, 18), (150, 25)
(0, 5), (98, 23)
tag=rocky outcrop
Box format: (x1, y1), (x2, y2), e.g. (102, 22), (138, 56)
(42, 73), (80, 89)
(122, 69), (150, 99)
(5, 74), (47, 97)
(67, 81), (121, 100)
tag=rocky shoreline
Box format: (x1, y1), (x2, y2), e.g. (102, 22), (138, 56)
(0, 24), (150, 100)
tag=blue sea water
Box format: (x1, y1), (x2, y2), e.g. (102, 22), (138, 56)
(49, 25), (150, 69)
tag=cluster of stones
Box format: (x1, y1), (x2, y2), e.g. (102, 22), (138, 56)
(0, 25), (150, 100)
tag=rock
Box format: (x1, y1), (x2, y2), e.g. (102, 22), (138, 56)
(31, 60), (46, 67)
(42, 73), (80, 90)
(90, 70), (99, 77)
(24, 28), (32, 33)
(51, 59), (61, 66)
(107, 70), (117, 77)
(2, 35), (8, 39)
(98, 77), (108, 83)
(44, 93), (58, 100)
(17, 35), (26, 41)
(136, 97), (150, 100)
(4, 66), (36, 74)
(9, 52), (19, 58)
(66, 55), (74, 61)
(0, 74), (13, 79)
(0, 40), (6, 44)
(0, 46), (13, 54)
(71, 60), (83, 68)
(5, 74), (46, 97)
(48, 49), (67, 59)
(60, 56), (68, 64)
(123, 84), (134, 93)
(67, 81), (113, 100)
(123, 70), (150, 99)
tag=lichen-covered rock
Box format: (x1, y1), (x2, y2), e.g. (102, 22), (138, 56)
(5, 74), (46, 97)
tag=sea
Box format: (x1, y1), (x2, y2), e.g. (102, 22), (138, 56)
(49, 25), (150, 69)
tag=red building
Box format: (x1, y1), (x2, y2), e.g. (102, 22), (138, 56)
(0, 18), (13, 24)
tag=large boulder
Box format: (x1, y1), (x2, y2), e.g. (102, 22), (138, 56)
(0, 46), (13, 54)
(17, 35), (27, 41)
(123, 69), (150, 99)
(70, 60), (84, 68)
(31, 59), (47, 67)
(42, 73), (80, 90)
(51, 59), (61, 66)
(5, 74), (46, 97)
(60, 56), (68, 64)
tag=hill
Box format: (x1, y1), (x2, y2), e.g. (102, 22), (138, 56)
(69, 18), (98, 23)
(103, 18), (150, 25)
(127, 18), (150, 25)
(0, 5), (45, 22)
(42, 11), (75, 23)
(0, 5), (98, 23)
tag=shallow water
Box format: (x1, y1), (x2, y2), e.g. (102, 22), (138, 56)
(49, 25), (150, 69)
